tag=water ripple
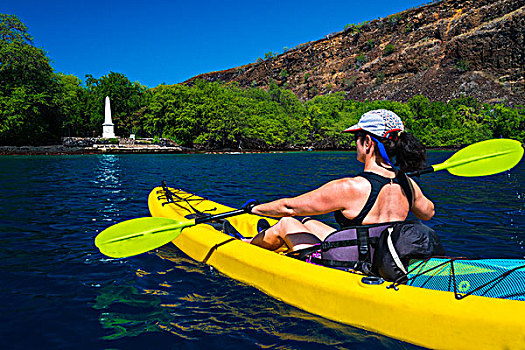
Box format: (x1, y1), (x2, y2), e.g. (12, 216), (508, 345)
(0, 152), (522, 349)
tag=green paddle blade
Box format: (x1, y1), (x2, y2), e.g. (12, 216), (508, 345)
(95, 217), (195, 258)
(433, 139), (524, 177)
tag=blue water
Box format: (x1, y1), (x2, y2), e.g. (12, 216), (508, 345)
(0, 152), (523, 349)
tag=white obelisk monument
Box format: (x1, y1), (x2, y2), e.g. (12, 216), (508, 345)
(102, 96), (116, 138)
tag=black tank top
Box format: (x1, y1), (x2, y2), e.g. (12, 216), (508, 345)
(334, 171), (413, 228)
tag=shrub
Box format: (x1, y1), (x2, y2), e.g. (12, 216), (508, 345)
(455, 59), (470, 72)
(264, 52), (277, 60)
(376, 72), (385, 85)
(344, 76), (357, 89)
(355, 53), (367, 68)
(304, 73), (310, 83)
(388, 14), (402, 26)
(365, 39), (376, 51)
(383, 44), (395, 56)
(344, 22), (367, 35)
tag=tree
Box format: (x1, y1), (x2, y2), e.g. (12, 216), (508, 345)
(0, 13), (32, 44)
(84, 72), (146, 137)
(55, 74), (90, 137)
(0, 14), (60, 145)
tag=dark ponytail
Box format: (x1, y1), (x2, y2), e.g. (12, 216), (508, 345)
(383, 131), (427, 173)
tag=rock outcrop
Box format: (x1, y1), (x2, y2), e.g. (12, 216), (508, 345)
(185, 0), (524, 105)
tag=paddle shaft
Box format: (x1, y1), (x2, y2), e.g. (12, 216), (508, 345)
(195, 208), (246, 224)
(406, 167), (434, 177)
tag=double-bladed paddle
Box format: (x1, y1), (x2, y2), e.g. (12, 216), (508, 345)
(95, 138), (524, 258)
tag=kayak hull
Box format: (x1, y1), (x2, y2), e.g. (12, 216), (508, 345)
(148, 186), (525, 349)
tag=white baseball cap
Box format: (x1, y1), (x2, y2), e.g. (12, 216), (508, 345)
(343, 109), (404, 140)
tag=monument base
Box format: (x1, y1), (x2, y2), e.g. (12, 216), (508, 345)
(102, 123), (116, 138)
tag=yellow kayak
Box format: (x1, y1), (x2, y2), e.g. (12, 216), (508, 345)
(148, 186), (525, 350)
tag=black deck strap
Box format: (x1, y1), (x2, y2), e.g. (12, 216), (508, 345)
(286, 246), (354, 267)
(356, 226), (371, 262)
(160, 180), (176, 204)
(159, 188), (208, 205)
(321, 239), (358, 251)
(160, 181), (216, 216)
(320, 237), (379, 251)
(309, 258), (374, 274)
(309, 257), (360, 268)
(392, 256), (458, 286)
(453, 262), (525, 300)
(391, 257), (525, 300)
(289, 223), (389, 263)
(202, 238), (236, 264)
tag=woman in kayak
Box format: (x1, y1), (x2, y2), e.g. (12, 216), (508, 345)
(248, 109), (435, 251)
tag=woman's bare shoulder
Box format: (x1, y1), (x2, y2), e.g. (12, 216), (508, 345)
(328, 176), (370, 194)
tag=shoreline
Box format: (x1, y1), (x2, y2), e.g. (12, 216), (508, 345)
(0, 145), (188, 156)
(0, 144), (460, 156)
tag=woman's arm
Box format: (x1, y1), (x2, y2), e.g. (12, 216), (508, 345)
(409, 179), (435, 220)
(251, 178), (358, 218)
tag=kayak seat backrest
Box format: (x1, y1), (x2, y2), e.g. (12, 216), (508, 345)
(310, 222), (403, 272)
(322, 223), (394, 262)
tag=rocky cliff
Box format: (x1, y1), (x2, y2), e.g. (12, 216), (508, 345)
(185, 0), (524, 105)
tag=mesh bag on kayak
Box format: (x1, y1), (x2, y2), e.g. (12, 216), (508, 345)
(407, 258), (525, 301)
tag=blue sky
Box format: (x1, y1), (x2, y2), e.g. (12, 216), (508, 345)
(3, 0), (432, 88)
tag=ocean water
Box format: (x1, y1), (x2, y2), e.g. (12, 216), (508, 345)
(0, 151), (523, 349)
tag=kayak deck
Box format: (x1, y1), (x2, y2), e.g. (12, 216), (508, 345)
(148, 186), (525, 350)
